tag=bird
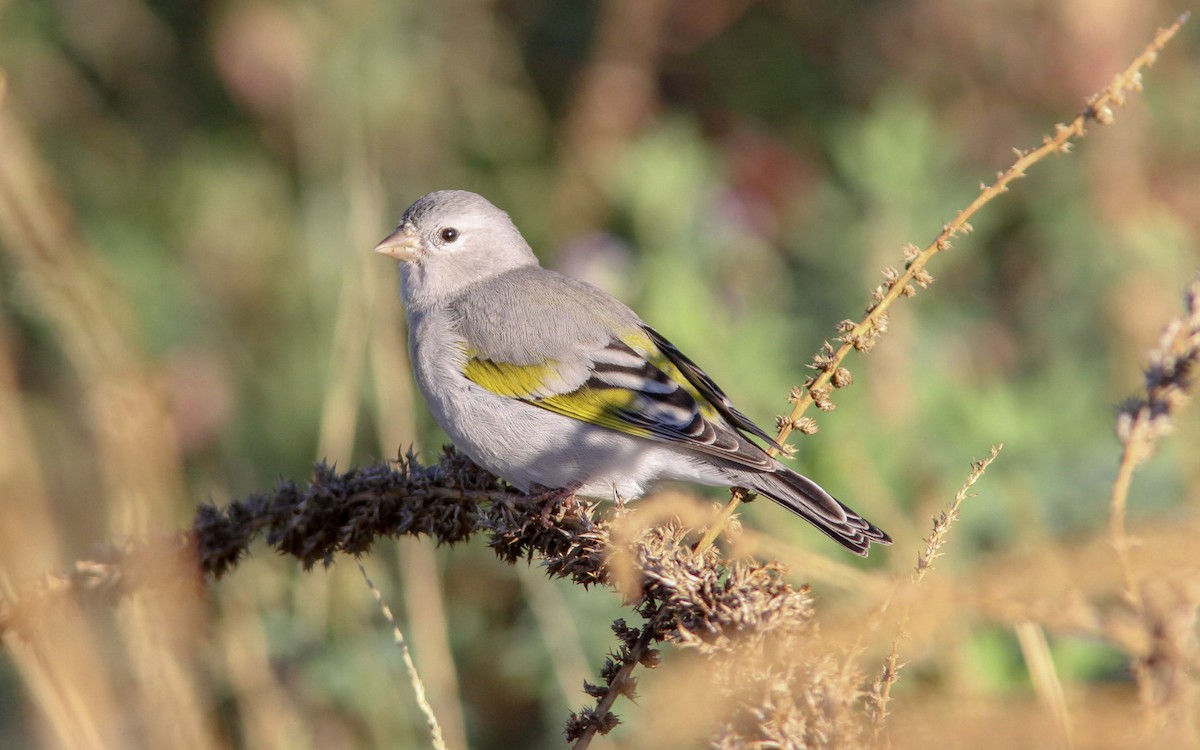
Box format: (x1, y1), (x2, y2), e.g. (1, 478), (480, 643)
(374, 190), (891, 555)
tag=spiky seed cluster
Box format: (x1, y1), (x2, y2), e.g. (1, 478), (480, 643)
(1047, 124), (1076, 155)
(836, 314), (888, 354)
(1085, 98), (1117, 125)
(7, 447), (861, 747)
(809, 385), (835, 412)
(870, 255), (937, 310)
(194, 447), (507, 576)
(568, 517), (869, 746)
(485, 495), (610, 587)
(776, 415), (819, 435)
(563, 707), (620, 741)
(810, 341), (837, 374)
(567, 617), (659, 740)
(794, 416), (819, 435)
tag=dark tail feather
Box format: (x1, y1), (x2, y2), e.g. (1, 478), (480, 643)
(745, 467), (891, 556)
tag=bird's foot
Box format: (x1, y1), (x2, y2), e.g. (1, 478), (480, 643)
(527, 483), (582, 525)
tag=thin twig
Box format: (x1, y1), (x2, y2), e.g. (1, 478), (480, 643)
(914, 445), (1003, 585)
(697, 13), (1191, 553)
(1110, 415), (1149, 607)
(359, 563), (449, 750)
(1110, 276), (1200, 608)
(570, 610), (666, 750)
(1104, 275), (1200, 735)
(869, 445), (1003, 744)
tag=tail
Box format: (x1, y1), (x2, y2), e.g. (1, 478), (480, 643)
(744, 467), (891, 556)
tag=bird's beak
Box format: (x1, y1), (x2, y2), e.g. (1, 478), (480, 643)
(374, 223), (422, 262)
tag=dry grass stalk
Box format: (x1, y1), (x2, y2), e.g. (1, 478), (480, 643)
(1110, 275), (1200, 604)
(695, 13), (1192, 553)
(1102, 275), (1200, 744)
(914, 446), (1003, 586)
(0, 73), (219, 749)
(868, 445), (1004, 744)
(1014, 620), (1074, 750)
(359, 563), (449, 750)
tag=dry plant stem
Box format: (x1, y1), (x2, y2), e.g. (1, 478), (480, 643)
(1109, 419), (1147, 606)
(696, 13), (1190, 554)
(359, 564), (449, 750)
(869, 445), (1003, 744)
(0, 69), (218, 749)
(570, 609), (668, 750)
(914, 445), (1003, 583)
(0, 449), (811, 745)
(1110, 274), (1200, 608)
(1102, 275), (1200, 738)
(1014, 620), (1074, 750)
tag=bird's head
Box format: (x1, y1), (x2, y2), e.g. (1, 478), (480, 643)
(375, 190), (538, 305)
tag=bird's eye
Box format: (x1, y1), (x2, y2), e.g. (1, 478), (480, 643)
(439, 227), (460, 243)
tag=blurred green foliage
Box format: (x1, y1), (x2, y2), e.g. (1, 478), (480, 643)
(1, 1), (1197, 748)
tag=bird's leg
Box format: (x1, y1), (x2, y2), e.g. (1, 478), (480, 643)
(526, 483), (581, 525)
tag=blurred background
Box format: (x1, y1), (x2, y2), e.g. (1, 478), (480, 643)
(1, 1), (1198, 748)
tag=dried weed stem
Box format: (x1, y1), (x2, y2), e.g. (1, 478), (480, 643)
(1110, 275), (1200, 605)
(1014, 620), (1074, 750)
(0, 75), (221, 747)
(868, 445), (1003, 743)
(0, 449), (499, 637)
(1105, 275), (1200, 741)
(567, 517), (859, 748)
(697, 13), (1190, 553)
(915, 446), (1003, 584)
(358, 563), (449, 750)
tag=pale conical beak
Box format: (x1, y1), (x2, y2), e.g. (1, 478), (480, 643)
(374, 224), (422, 261)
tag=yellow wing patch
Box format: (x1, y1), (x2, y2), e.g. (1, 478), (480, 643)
(462, 356), (654, 438)
(462, 356), (559, 399)
(537, 389), (654, 438)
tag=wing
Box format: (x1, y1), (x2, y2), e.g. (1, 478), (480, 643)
(449, 266), (781, 467)
(461, 332), (775, 472)
(642, 325), (786, 452)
